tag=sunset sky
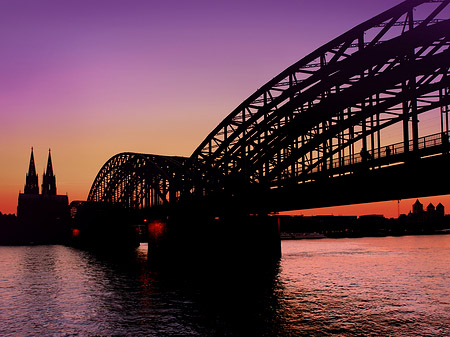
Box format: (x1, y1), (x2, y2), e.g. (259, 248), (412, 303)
(1, 0), (449, 217)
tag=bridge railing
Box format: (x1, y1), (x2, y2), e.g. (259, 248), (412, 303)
(305, 131), (450, 176)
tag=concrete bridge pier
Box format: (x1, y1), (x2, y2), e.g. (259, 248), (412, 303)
(146, 214), (281, 269)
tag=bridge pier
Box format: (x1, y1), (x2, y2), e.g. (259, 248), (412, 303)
(70, 202), (140, 251)
(146, 213), (281, 269)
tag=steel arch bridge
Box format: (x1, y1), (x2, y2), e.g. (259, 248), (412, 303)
(88, 0), (450, 212)
(88, 153), (191, 208)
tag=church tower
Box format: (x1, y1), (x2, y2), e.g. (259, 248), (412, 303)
(18, 148), (69, 244)
(42, 149), (57, 195)
(24, 147), (39, 194)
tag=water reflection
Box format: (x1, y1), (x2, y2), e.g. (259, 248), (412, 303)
(279, 236), (450, 336)
(1, 236), (449, 336)
(85, 244), (285, 336)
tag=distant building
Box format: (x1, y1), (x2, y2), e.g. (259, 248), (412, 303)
(410, 199), (445, 219)
(412, 199), (423, 214)
(0, 212), (18, 244)
(436, 203), (445, 217)
(17, 148), (70, 244)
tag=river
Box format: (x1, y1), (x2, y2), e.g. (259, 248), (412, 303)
(0, 235), (449, 336)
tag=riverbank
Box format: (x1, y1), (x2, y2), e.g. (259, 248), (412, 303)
(277, 213), (450, 239)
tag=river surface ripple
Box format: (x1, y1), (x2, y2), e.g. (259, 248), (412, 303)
(0, 235), (449, 336)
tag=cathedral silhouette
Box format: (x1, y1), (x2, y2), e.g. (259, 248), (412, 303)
(22, 147), (57, 195)
(17, 148), (70, 244)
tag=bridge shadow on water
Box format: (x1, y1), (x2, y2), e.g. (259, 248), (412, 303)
(83, 243), (289, 336)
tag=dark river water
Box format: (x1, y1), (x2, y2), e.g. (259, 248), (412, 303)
(0, 235), (449, 336)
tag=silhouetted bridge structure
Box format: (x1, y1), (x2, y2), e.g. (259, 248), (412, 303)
(88, 0), (450, 213)
(74, 0), (450, 259)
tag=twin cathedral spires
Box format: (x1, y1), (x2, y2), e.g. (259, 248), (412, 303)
(24, 148), (57, 195)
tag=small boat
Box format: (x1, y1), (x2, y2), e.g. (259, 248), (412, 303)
(435, 228), (450, 234)
(280, 232), (294, 239)
(280, 232), (326, 240)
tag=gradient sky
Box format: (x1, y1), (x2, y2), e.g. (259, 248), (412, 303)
(1, 0), (448, 217)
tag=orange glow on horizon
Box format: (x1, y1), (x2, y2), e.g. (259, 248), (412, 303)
(279, 195), (450, 219)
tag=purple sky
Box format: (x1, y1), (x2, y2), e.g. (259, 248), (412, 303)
(0, 0), (409, 214)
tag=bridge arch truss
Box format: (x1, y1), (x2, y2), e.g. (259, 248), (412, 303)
(191, 0), (450, 193)
(87, 153), (190, 209)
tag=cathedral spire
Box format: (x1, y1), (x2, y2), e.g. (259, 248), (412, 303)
(24, 147), (39, 194)
(42, 149), (57, 195)
(46, 148), (54, 177)
(28, 147), (37, 177)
